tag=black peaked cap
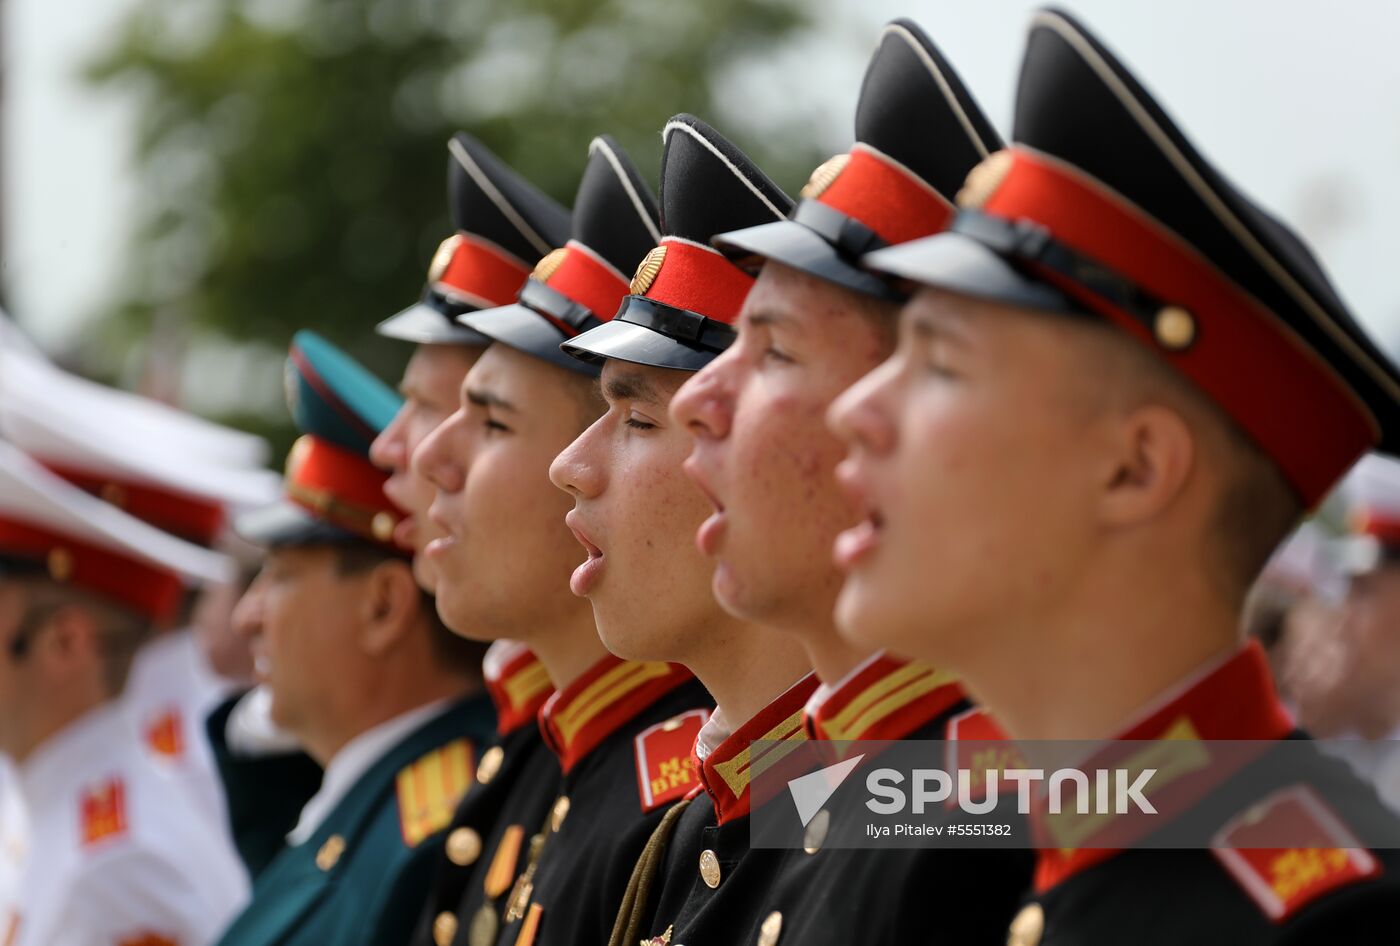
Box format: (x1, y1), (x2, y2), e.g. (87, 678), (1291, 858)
(858, 19), (1003, 202)
(659, 114), (793, 242)
(447, 132), (572, 263)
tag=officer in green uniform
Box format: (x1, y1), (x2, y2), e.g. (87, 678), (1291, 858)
(212, 330), (495, 945)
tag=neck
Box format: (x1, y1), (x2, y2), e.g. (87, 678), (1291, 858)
(527, 608), (612, 693)
(796, 620), (872, 685)
(963, 566), (1242, 741)
(685, 615), (811, 726)
(307, 672), (468, 766)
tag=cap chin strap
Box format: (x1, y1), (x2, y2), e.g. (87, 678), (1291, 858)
(612, 296), (737, 354)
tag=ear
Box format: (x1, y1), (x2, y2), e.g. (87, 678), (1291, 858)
(357, 561), (421, 657)
(1096, 404), (1195, 528)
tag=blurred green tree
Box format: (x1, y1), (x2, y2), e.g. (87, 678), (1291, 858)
(84, 0), (825, 401)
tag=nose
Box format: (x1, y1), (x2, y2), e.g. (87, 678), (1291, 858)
(230, 573), (267, 641)
(369, 404), (410, 473)
(828, 356), (899, 456)
(670, 347), (737, 441)
(549, 417), (606, 500)
(412, 408), (466, 494)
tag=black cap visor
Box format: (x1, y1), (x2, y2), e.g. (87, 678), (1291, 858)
(459, 302), (598, 376)
(376, 295), (492, 346)
(561, 296), (735, 372)
(862, 230), (1079, 315)
(714, 215), (901, 302)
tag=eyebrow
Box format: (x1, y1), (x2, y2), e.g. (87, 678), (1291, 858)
(465, 387), (517, 411)
(603, 370), (662, 405)
(907, 311), (972, 347)
(743, 308), (797, 329)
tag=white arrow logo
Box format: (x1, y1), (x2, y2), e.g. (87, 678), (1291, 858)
(787, 753), (866, 827)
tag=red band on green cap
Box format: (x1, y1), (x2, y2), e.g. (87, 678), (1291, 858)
(981, 149), (1375, 505)
(284, 435), (402, 544)
(820, 145), (955, 246)
(645, 239), (753, 324)
(0, 518), (182, 621)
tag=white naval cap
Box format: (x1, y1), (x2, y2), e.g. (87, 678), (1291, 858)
(0, 346), (271, 470)
(0, 365), (282, 540)
(0, 441), (234, 621)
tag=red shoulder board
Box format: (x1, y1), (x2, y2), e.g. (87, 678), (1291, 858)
(396, 738), (476, 847)
(635, 709), (708, 813)
(144, 708), (184, 760)
(1212, 785), (1382, 922)
(80, 777), (128, 847)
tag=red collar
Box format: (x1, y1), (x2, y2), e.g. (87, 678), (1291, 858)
(804, 655), (965, 742)
(1030, 641), (1294, 891)
(484, 645), (553, 737)
(699, 674), (820, 825)
(538, 656), (694, 773)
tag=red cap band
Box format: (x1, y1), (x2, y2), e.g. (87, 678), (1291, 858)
(645, 239), (754, 325)
(436, 234), (532, 308)
(0, 518), (182, 621)
(981, 149), (1375, 505)
(284, 436), (402, 544)
(544, 243), (631, 323)
(43, 464), (225, 547)
(819, 145), (955, 246)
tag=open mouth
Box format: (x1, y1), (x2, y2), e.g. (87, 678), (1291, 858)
(566, 511), (607, 596)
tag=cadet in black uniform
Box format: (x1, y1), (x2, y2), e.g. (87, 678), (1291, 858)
(413, 135), (712, 946)
(600, 23), (1031, 945)
(834, 8), (1400, 943)
(367, 131), (575, 946)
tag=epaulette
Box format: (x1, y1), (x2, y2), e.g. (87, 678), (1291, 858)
(634, 709), (708, 813)
(80, 777), (129, 848)
(396, 738), (476, 847)
(1212, 785), (1382, 922)
(143, 708), (184, 760)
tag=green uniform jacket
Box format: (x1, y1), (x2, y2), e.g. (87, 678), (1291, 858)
(215, 695), (496, 946)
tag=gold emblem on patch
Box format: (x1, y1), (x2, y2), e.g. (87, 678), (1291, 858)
(758, 910), (783, 946)
(699, 848), (722, 888)
(100, 482), (127, 508)
(433, 910), (458, 946)
(315, 834), (346, 871)
(532, 247), (569, 283)
(429, 234), (465, 283)
(955, 149), (1015, 210)
(630, 245), (667, 296)
(1007, 902), (1045, 946)
(1154, 305), (1196, 351)
(476, 745), (504, 784)
(47, 547), (74, 582)
(800, 153), (851, 200)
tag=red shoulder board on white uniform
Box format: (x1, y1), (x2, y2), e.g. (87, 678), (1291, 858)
(1212, 785), (1382, 923)
(635, 709), (708, 813)
(144, 708), (185, 760)
(80, 777), (129, 848)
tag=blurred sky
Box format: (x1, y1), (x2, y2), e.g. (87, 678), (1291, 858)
(5, 0), (1400, 370)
